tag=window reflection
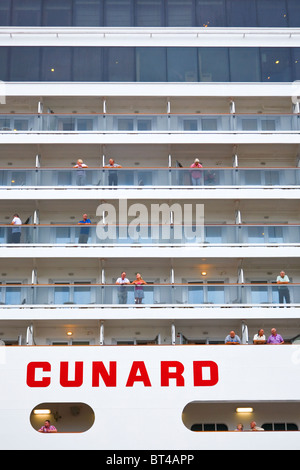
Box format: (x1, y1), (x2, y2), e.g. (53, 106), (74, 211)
(43, 0), (72, 26)
(1, 0), (300, 27)
(73, 0), (103, 26)
(167, 48), (198, 82)
(1, 46), (300, 82)
(12, 0), (42, 26)
(198, 48), (230, 82)
(167, 0), (194, 26)
(196, 0), (226, 27)
(136, 0), (163, 26)
(257, 0), (288, 27)
(136, 48), (167, 82)
(105, 0), (133, 26)
(261, 48), (292, 82)
(229, 48), (261, 82)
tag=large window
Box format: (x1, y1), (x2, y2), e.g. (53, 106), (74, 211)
(12, 0), (42, 26)
(1, 46), (300, 82)
(135, 0), (164, 26)
(167, 48), (198, 82)
(43, 0), (72, 26)
(229, 48), (261, 82)
(195, 0), (226, 27)
(136, 48), (167, 82)
(73, 0), (103, 26)
(257, 0), (288, 27)
(1, 0), (300, 27)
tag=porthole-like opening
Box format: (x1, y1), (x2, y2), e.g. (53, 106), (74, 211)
(182, 401), (300, 432)
(30, 402), (95, 433)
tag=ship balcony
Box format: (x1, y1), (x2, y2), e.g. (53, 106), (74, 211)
(0, 283), (299, 309)
(1, 224), (300, 246)
(1, 167), (300, 188)
(0, 112), (299, 134)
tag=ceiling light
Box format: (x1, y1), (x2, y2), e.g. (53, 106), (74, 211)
(33, 409), (51, 415)
(236, 407), (253, 413)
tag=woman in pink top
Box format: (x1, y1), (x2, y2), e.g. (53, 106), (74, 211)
(190, 158), (203, 186)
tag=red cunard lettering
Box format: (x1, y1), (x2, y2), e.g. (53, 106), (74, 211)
(126, 361), (152, 387)
(26, 360), (219, 388)
(92, 361), (117, 387)
(26, 361), (51, 388)
(60, 361), (83, 388)
(161, 361), (185, 387)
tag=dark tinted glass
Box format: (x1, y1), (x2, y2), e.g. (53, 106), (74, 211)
(106, 47), (135, 81)
(1, 46), (300, 82)
(261, 47), (292, 82)
(167, 48), (198, 82)
(257, 0), (288, 27)
(10, 47), (40, 81)
(0, 0), (10, 26)
(41, 47), (72, 81)
(136, 48), (167, 81)
(73, 0), (103, 26)
(226, 0), (257, 27)
(12, 0), (42, 26)
(292, 48), (300, 80)
(136, 0), (164, 26)
(105, 0), (133, 26)
(43, 0), (72, 26)
(73, 47), (103, 81)
(196, 0), (226, 27)
(0, 47), (9, 81)
(287, 0), (300, 27)
(198, 48), (230, 82)
(166, 0), (195, 26)
(230, 48), (261, 81)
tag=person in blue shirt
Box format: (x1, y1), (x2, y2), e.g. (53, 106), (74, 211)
(78, 213), (91, 243)
(225, 330), (241, 344)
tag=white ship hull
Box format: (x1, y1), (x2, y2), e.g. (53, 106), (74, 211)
(1, 345), (300, 450)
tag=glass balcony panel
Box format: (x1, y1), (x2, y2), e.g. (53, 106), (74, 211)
(54, 286), (70, 304)
(5, 287), (21, 305)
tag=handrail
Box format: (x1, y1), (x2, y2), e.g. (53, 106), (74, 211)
(0, 283), (299, 287)
(0, 166), (299, 170)
(0, 112), (299, 116)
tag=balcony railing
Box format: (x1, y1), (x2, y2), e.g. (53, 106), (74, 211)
(0, 222), (300, 246)
(0, 283), (298, 306)
(1, 168), (300, 187)
(1, 224), (300, 245)
(0, 113), (299, 133)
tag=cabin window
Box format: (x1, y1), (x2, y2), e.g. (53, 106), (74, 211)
(30, 402), (95, 433)
(191, 423), (228, 432)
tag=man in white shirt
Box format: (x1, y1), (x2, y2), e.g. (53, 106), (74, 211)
(10, 213), (22, 243)
(276, 270), (290, 304)
(116, 272), (130, 304)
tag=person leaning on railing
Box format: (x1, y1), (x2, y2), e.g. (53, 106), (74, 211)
(224, 330), (241, 344)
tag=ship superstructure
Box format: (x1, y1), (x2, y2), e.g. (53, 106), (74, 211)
(0, 0), (300, 450)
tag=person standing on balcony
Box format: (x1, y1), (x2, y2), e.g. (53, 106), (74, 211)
(132, 273), (147, 304)
(10, 213), (22, 243)
(78, 213), (91, 243)
(104, 158), (122, 186)
(276, 270), (290, 304)
(73, 158), (88, 186)
(190, 158), (203, 186)
(116, 271), (130, 304)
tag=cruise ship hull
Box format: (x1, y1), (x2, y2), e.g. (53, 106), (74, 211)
(1, 344), (300, 450)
